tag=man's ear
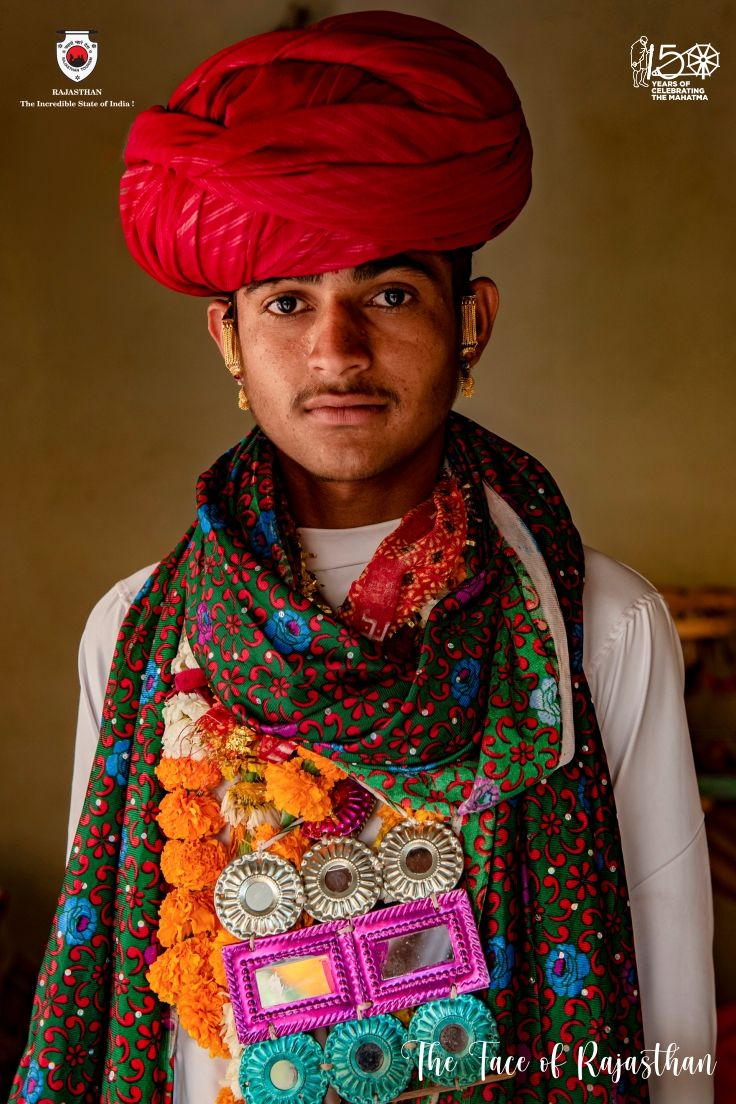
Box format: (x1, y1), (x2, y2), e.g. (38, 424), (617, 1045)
(468, 276), (499, 365)
(207, 297), (231, 356)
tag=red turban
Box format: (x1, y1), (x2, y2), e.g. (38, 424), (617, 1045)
(119, 11), (532, 295)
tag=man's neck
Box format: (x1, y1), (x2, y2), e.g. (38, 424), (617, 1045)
(276, 438), (445, 528)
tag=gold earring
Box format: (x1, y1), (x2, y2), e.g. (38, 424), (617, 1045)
(221, 315), (242, 374)
(460, 294), (478, 358)
(238, 387), (250, 412)
(460, 359), (475, 398)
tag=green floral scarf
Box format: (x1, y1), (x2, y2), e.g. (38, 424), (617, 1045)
(12, 414), (647, 1103)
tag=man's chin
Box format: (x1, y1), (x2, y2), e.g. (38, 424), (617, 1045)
(302, 458), (396, 484)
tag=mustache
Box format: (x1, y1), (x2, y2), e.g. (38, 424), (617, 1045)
(292, 383), (400, 410)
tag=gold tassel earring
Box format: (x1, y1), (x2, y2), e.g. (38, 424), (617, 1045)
(221, 305), (249, 411)
(460, 359), (475, 398)
(221, 315), (241, 374)
(460, 294), (477, 398)
(460, 294), (478, 357)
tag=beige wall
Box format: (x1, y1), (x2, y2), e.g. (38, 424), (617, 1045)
(2, 0), (734, 966)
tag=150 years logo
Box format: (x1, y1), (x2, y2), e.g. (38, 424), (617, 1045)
(56, 30), (98, 82)
(630, 37), (720, 100)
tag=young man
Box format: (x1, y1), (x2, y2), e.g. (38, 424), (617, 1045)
(12, 12), (714, 1104)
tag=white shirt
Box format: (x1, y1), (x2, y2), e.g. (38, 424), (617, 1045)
(68, 536), (715, 1104)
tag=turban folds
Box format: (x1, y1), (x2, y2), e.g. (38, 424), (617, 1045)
(120, 11), (532, 295)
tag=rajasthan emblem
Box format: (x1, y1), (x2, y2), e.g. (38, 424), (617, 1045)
(56, 30), (98, 83)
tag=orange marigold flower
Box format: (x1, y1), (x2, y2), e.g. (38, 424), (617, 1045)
(157, 789), (225, 841)
(410, 808), (447, 824)
(209, 928), (240, 988)
(177, 976), (229, 1058)
(251, 824), (311, 867)
(272, 826), (312, 867)
(295, 747), (347, 784)
(228, 823), (246, 860)
(161, 838), (227, 890)
(373, 803), (405, 847)
(263, 758), (333, 821)
(158, 889), (219, 948)
(156, 756), (222, 793)
(215, 1090), (236, 1104)
(146, 932), (215, 1005)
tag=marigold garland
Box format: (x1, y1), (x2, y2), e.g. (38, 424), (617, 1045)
(408, 806), (447, 824)
(150, 688), (412, 1092)
(147, 932), (216, 1005)
(178, 975), (231, 1058)
(161, 838), (227, 890)
(209, 929), (240, 988)
(158, 888), (219, 948)
(156, 755), (223, 792)
(157, 788), (225, 840)
(263, 756), (335, 821)
(373, 802), (405, 846)
(215, 1089), (237, 1104)
(251, 823), (311, 867)
(295, 746), (347, 784)
(149, 724), (233, 1075)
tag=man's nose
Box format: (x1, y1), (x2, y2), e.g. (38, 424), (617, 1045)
(306, 301), (371, 377)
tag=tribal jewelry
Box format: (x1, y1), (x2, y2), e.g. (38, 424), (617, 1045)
(459, 294), (478, 357)
(221, 313), (242, 374)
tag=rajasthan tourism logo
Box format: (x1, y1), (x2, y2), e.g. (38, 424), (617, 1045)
(56, 30), (98, 83)
(630, 38), (720, 100)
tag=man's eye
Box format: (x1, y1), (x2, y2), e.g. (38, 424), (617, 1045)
(373, 287), (411, 308)
(265, 295), (302, 315)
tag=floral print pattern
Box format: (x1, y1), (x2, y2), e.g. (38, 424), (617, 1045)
(11, 415), (647, 1104)
(57, 897), (97, 947)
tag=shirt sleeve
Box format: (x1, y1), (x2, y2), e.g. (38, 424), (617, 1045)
(583, 549), (716, 1104)
(66, 566), (157, 860)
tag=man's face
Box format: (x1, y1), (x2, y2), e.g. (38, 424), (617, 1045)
(229, 252), (462, 485)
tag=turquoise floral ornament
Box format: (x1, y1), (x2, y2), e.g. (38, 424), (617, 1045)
(239, 1033), (327, 1104)
(197, 502), (226, 533)
(105, 738), (131, 785)
(139, 654), (160, 705)
(408, 994), (500, 1085)
(450, 658), (481, 706)
(265, 608), (312, 654)
(486, 934), (515, 988)
(325, 1016), (412, 1104)
(251, 509), (280, 556)
(57, 895), (97, 947)
(544, 943), (590, 998)
(22, 1059), (44, 1104)
(529, 676), (560, 725)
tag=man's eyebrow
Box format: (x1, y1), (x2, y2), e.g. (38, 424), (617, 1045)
(241, 253), (438, 294)
(351, 254), (438, 282)
(242, 272), (322, 294)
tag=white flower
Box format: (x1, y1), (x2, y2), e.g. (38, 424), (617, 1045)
(220, 1004), (245, 1102)
(223, 1057), (244, 1101)
(246, 804), (281, 832)
(220, 789), (281, 831)
(220, 787), (247, 828)
(172, 630), (199, 674)
(161, 692), (210, 759)
(220, 1002), (243, 1060)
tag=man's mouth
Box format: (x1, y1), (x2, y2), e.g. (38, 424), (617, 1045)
(302, 394), (390, 424)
